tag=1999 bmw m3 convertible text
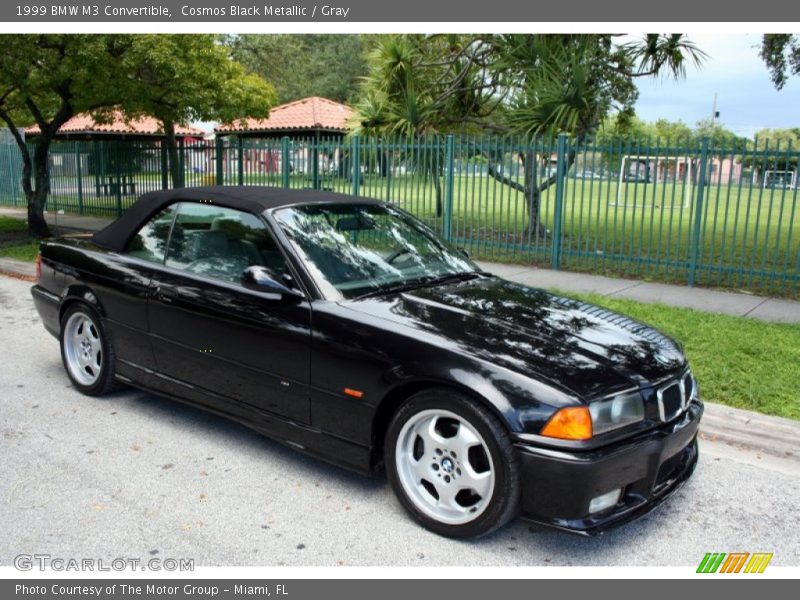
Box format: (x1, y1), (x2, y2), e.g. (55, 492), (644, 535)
(31, 186), (702, 538)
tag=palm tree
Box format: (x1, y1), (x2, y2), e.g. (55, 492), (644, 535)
(353, 34), (706, 234)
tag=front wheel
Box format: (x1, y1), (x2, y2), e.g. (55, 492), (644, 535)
(60, 303), (118, 396)
(385, 388), (520, 538)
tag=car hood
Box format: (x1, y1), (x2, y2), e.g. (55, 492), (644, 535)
(344, 276), (686, 400)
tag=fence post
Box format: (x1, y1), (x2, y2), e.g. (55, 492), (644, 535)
(385, 139), (392, 200)
(114, 143), (123, 217)
(160, 141), (169, 190)
(75, 142), (83, 215)
(281, 137), (290, 188)
(688, 137), (710, 287)
(237, 137), (244, 186)
(550, 133), (568, 270)
(351, 135), (361, 196)
(178, 138), (186, 188)
(443, 134), (455, 241)
(311, 135), (320, 190)
(215, 137), (224, 185)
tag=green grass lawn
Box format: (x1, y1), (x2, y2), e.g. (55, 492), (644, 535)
(0, 215), (26, 233)
(0, 241), (40, 261)
(0, 216), (39, 262)
(561, 291), (800, 420)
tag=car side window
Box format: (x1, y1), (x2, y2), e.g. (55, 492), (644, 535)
(125, 205), (178, 263)
(164, 203), (285, 284)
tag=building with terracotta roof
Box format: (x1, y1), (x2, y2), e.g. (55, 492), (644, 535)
(24, 111), (205, 196)
(215, 97), (355, 186)
(215, 96), (354, 138)
(25, 110), (204, 140)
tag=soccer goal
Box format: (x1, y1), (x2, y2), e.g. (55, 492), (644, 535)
(610, 155), (693, 208)
(763, 170), (797, 190)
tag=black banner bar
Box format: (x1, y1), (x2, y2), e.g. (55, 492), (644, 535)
(2, 1), (800, 22)
(2, 579), (797, 600)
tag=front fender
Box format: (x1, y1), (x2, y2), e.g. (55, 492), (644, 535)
(376, 351), (579, 436)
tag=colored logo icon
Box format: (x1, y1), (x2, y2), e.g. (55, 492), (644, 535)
(697, 553), (773, 573)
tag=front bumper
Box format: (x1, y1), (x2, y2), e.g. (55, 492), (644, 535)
(515, 400), (702, 535)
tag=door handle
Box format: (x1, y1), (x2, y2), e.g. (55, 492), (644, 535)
(154, 286), (179, 304)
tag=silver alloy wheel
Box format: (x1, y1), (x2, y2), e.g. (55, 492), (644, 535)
(395, 409), (496, 525)
(63, 312), (103, 386)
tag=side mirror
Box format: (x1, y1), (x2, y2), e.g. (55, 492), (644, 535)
(242, 266), (303, 300)
(457, 247), (470, 259)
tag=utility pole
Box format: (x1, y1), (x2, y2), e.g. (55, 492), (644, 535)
(711, 92), (719, 124)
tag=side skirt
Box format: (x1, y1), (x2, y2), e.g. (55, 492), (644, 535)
(114, 365), (375, 475)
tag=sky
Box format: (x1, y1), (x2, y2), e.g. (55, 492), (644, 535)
(632, 33), (799, 139)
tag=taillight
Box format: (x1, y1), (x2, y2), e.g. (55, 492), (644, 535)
(35, 253), (42, 280)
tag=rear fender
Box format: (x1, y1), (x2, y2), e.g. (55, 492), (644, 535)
(59, 285), (106, 321)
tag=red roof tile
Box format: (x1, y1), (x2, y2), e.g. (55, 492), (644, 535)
(25, 110), (204, 138)
(216, 96), (354, 134)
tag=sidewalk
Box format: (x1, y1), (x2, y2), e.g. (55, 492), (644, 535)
(1, 205), (799, 323)
(478, 261), (800, 324)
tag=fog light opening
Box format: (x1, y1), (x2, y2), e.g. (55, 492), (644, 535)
(588, 488), (622, 514)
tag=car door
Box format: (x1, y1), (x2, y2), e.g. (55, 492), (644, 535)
(146, 201), (312, 423)
(94, 204), (180, 381)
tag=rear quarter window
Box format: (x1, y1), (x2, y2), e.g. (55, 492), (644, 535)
(125, 205), (178, 263)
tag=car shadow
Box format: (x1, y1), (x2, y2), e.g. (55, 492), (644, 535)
(108, 384), (385, 495)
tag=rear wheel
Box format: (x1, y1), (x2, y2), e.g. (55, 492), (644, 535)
(60, 303), (118, 396)
(385, 388), (520, 538)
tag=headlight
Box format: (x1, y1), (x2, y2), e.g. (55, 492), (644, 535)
(589, 391), (644, 435)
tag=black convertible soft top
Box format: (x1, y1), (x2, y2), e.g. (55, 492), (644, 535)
(91, 186), (380, 252)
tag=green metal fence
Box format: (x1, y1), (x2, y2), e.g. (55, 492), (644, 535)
(1, 133), (798, 297)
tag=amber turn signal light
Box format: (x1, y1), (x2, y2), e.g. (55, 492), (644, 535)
(540, 406), (593, 440)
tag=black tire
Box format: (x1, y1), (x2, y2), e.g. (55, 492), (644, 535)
(385, 387), (520, 538)
(59, 303), (119, 396)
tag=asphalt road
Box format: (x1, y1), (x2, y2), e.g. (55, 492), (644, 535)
(1, 275), (798, 567)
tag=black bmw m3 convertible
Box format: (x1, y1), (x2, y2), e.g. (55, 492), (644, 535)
(31, 186), (702, 538)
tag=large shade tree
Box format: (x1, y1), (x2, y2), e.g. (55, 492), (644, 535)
(229, 34), (368, 104)
(0, 35), (130, 236)
(116, 35), (276, 189)
(0, 34), (275, 237)
(354, 34), (705, 234)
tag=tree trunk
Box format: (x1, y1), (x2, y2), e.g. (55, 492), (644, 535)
(484, 147), (577, 239)
(163, 121), (182, 188)
(0, 102), (78, 238)
(0, 112), (50, 237)
(430, 144), (443, 217)
(521, 151), (546, 238)
(433, 169), (443, 217)
(27, 141), (52, 237)
(378, 149), (389, 178)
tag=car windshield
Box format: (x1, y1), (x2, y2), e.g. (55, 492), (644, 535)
(273, 203), (479, 300)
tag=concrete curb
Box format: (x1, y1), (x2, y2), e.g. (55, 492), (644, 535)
(0, 258), (35, 282)
(699, 402), (800, 465)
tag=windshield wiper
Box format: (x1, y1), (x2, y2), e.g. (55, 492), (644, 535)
(354, 271), (483, 300)
(421, 271), (484, 287)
